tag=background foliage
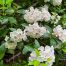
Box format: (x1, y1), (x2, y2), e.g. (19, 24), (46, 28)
(0, 0), (66, 66)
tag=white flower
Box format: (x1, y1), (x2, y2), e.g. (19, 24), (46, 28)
(43, 5), (49, 11)
(38, 46), (44, 51)
(41, 8), (51, 22)
(29, 46), (55, 66)
(24, 7), (42, 23)
(5, 42), (17, 50)
(24, 6), (51, 23)
(53, 25), (66, 42)
(57, 15), (61, 21)
(52, 0), (62, 6)
(5, 36), (9, 41)
(39, 46), (55, 62)
(51, 13), (61, 24)
(53, 25), (63, 37)
(29, 51), (37, 61)
(10, 29), (27, 42)
(24, 23), (48, 38)
(44, 0), (50, 2)
(59, 29), (66, 42)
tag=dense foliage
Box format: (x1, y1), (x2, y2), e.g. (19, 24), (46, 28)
(0, 0), (66, 66)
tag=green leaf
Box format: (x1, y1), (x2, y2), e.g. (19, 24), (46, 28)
(28, 60), (40, 66)
(6, 0), (13, 5)
(0, 60), (7, 66)
(0, 60), (3, 66)
(0, 44), (6, 60)
(17, 9), (24, 14)
(28, 61), (33, 65)
(9, 28), (16, 31)
(62, 49), (66, 53)
(45, 25), (52, 33)
(0, 29), (8, 37)
(33, 60), (40, 66)
(62, 42), (66, 48)
(62, 42), (66, 53)
(0, 0), (13, 5)
(0, 0), (5, 5)
(8, 17), (17, 24)
(41, 63), (47, 66)
(12, 63), (21, 66)
(5, 8), (14, 14)
(43, 33), (50, 38)
(7, 49), (14, 54)
(35, 49), (39, 56)
(22, 45), (34, 54)
(34, 39), (40, 49)
(0, 17), (8, 24)
(50, 38), (57, 47)
(17, 42), (24, 50)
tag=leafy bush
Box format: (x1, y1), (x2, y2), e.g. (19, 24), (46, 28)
(0, 0), (66, 66)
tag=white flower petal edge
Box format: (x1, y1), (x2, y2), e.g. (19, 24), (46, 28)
(5, 42), (17, 50)
(10, 29), (27, 42)
(53, 25), (66, 42)
(44, 0), (50, 3)
(29, 46), (55, 66)
(24, 23), (48, 38)
(52, 0), (62, 6)
(24, 6), (51, 23)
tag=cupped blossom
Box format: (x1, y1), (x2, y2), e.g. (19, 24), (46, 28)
(10, 29), (27, 42)
(44, 0), (50, 2)
(5, 41), (17, 50)
(29, 46), (55, 66)
(24, 23), (48, 38)
(59, 29), (66, 42)
(51, 13), (61, 24)
(41, 7), (51, 22)
(53, 25), (66, 42)
(24, 7), (42, 23)
(53, 25), (63, 37)
(24, 6), (51, 23)
(52, 0), (62, 6)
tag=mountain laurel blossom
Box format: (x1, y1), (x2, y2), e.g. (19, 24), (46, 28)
(24, 7), (42, 23)
(59, 29), (66, 42)
(51, 13), (61, 24)
(10, 29), (27, 42)
(53, 25), (63, 37)
(29, 46), (55, 66)
(24, 23), (48, 38)
(44, 0), (50, 2)
(41, 7), (51, 22)
(52, 0), (62, 6)
(5, 42), (17, 50)
(53, 25), (66, 42)
(24, 7), (51, 23)
(44, 0), (62, 6)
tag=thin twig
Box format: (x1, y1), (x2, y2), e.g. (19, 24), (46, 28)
(6, 52), (21, 63)
(32, 2), (38, 7)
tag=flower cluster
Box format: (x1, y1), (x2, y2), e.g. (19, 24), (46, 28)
(44, 0), (50, 2)
(5, 23), (48, 49)
(10, 29), (27, 42)
(51, 13), (61, 24)
(52, 0), (62, 6)
(53, 25), (66, 42)
(24, 23), (48, 38)
(24, 6), (51, 23)
(44, 0), (62, 6)
(4, 29), (27, 50)
(29, 46), (55, 66)
(5, 41), (17, 50)
(0, 0), (65, 65)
